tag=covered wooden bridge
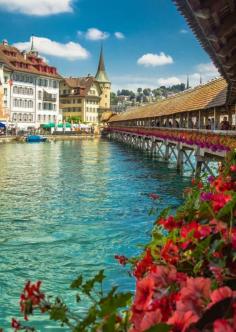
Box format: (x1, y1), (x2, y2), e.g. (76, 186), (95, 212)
(107, 0), (236, 175)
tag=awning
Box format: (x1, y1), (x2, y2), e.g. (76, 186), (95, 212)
(0, 122), (6, 128)
(41, 123), (55, 129)
(57, 122), (71, 128)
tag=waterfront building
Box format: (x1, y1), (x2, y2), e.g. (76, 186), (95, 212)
(60, 76), (102, 123)
(0, 66), (8, 121)
(0, 39), (61, 129)
(60, 47), (111, 124)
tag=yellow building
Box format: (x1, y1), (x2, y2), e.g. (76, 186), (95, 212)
(60, 76), (102, 123)
(60, 47), (111, 123)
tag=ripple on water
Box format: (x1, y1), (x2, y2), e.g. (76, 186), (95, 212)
(0, 139), (189, 331)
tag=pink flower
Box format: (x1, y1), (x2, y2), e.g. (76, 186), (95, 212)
(133, 275), (155, 311)
(139, 308), (162, 331)
(177, 277), (211, 316)
(213, 319), (234, 332)
(210, 287), (235, 305)
(167, 310), (199, 332)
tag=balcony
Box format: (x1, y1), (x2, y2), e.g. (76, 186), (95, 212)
(43, 91), (56, 102)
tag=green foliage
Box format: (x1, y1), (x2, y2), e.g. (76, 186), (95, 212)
(146, 324), (171, 332)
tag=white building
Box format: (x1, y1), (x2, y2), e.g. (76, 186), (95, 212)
(0, 39), (61, 129)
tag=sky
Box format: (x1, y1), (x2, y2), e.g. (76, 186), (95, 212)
(0, 0), (220, 92)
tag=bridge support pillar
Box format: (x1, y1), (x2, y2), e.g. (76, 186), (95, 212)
(164, 142), (169, 161)
(195, 155), (204, 178)
(177, 145), (184, 171)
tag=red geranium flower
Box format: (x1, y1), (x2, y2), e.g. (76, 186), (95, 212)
(133, 248), (154, 280)
(160, 240), (179, 265)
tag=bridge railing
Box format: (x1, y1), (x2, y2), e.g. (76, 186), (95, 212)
(108, 126), (236, 153)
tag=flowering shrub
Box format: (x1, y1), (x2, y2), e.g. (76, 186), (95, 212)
(109, 127), (236, 153)
(7, 151), (236, 331)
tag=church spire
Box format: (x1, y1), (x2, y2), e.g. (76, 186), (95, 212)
(29, 35), (38, 56)
(95, 45), (110, 83)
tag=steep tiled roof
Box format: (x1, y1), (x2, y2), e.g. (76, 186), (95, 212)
(0, 43), (61, 79)
(109, 78), (227, 122)
(63, 76), (101, 97)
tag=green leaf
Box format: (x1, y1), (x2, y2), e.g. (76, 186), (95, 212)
(70, 275), (83, 289)
(145, 323), (171, 332)
(93, 270), (105, 283)
(99, 292), (132, 316)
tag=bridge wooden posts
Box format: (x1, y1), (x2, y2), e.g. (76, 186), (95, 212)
(107, 129), (225, 177)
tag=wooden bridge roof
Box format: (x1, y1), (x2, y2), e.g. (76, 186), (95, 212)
(173, 0), (236, 104)
(109, 78), (227, 122)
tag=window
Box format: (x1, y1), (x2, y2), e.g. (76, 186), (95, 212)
(23, 114), (27, 121)
(38, 91), (42, 99)
(53, 81), (58, 89)
(4, 88), (7, 96)
(13, 86), (17, 94)
(4, 76), (8, 83)
(38, 103), (41, 110)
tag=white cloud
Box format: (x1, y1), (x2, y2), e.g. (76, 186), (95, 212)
(14, 36), (89, 61)
(158, 77), (181, 86)
(111, 75), (182, 92)
(180, 29), (188, 34)
(0, 0), (73, 16)
(114, 32), (125, 39)
(196, 62), (219, 75)
(85, 28), (109, 41)
(137, 52), (174, 67)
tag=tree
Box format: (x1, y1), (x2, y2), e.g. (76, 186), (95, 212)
(137, 88), (142, 95)
(143, 88), (151, 96)
(110, 92), (118, 105)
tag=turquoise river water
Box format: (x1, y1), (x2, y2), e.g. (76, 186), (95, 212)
(0, 139), (190, 331)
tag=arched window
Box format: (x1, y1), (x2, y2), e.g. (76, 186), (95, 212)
(18, 113), (22, 121)
(23, 113), (27, 121)
(19, 99), (22, 107)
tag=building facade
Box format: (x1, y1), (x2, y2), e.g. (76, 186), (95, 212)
(60, 47), (111, 124)
(0, 39), (61, 129)
(60, 76), (102, 123)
